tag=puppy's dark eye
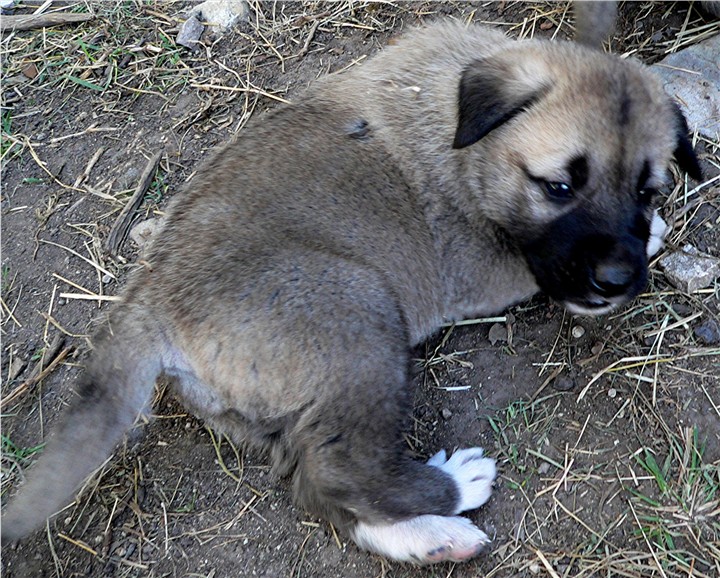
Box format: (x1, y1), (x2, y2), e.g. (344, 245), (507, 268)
(543, 181), (574, 202)
(638, 188), (656, 204)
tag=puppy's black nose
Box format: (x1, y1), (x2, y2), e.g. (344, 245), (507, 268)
(590, 261), (636, 297)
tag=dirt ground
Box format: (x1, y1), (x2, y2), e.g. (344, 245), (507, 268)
(1, 2), (719, 577)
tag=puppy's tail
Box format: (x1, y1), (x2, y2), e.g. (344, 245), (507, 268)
(1, 310), (162, 541)
(574, 1), (617, 48)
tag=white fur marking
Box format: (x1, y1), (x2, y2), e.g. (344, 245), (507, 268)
(352, 515), (490, 564)
(428, 447), (496, 514)
(647, 209), (669, 258)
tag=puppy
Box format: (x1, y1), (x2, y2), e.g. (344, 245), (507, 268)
(1, 21), (701, 564)
(574, 0), (720, 47)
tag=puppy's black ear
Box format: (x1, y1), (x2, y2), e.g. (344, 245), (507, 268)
(453, 59), (547, 149)
(671, 103), (703, 181)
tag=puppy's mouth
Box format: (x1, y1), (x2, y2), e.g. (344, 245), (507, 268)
(562, 297), (619, 316)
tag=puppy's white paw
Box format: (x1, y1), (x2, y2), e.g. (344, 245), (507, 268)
(647, 209), (670, 258)
(352, 514), (490, 564)
(428, 447), (496, 514)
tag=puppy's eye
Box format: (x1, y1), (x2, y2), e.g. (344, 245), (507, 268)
(638, 188), (656, 204)
(543, 181), (574, 203)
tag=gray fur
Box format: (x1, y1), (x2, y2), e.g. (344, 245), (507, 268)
(1, 22), (699, 564)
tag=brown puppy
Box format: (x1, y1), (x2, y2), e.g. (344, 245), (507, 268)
(1, 22), (701, 564)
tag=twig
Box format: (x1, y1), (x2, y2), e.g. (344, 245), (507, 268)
(58, 292), (121, 302)
(39, 239), (116, 280)
(297, 19), (321, 59)
(0, 13), (94, 33)
(1, 345), (73, 409)
(105, 152), (162, 254)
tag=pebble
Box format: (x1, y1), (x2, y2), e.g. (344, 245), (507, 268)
(8, 357), (26, 380)
(694, 319), (720, 345)
(488, 322), (507, 345)
(441, 408), (453, 420)
(177, 14), (205, 50)
(537, 462), (550, 475)
(659, 246), (720, 294)
(129, 218), (162, 250)
(571, 325), (585, 339)
(608, 388), (617, 398)
(552, 374), (576, 392)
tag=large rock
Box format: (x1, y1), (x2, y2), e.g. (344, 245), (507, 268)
(659, 245), (720, 294)
(192, 0), (249, 31)
(652, 34), (720, 139)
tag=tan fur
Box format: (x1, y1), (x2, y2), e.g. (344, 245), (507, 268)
(1, 22), (699, 564)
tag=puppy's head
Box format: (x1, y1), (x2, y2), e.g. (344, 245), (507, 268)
(452, 43), (702, 315)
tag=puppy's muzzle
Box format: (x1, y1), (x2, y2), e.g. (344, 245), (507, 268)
(590, 250), (639, 299)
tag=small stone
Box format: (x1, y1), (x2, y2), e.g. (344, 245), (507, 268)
(21, 63), (38, 79)
(8, 357), (26, 380)
(694, 319), (720, 345)
(129, 218), (162, 250)
(488, 323), (507, 345)
(591, 342), (603, 355)
(441, 408), (453, 420)
(102, 273), (113, 284)
(552, 374), (576, 392)
(608, 388), (617, 398)
(177, 14), (204, 50)
(537, 462), (550, 475)
(529, 562), (541, 574)
(571, 325), (585, 339)
(659, 247), (720, 294)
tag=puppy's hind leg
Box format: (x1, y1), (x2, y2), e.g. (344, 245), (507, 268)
(267, 262), (495, 564)
(293, 385), (496, 564)
(350, 449), (496, 564)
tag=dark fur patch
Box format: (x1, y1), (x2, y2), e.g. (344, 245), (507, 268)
(568, 156), (589, 190)
(347, 119), (371, 140)
(522, 208), (648, 306)
(671, 103), (703, 181)
(453, 60), (545, 149)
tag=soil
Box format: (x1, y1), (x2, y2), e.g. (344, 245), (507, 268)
(1, 2), (719, 578)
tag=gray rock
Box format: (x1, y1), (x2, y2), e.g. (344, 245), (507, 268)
(191, 0), (249, 31)
(551, 374), (577, 392)
(488, 323), (507, 345)
(130, 218), (163, 251)
(659, 246), (720, 294)
(652, 34), (720, 139)
(694, 319), (720, 345)
(177, 13), (204, 50)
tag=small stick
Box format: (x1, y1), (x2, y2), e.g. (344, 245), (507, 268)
(0, 13), (94, 33)
(40, 239), (116, 279)
(1, 344), (73, 409)
(59, 292), (121, 302)
(297, 19), (321, 59)
(105, 152), (162, 254)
